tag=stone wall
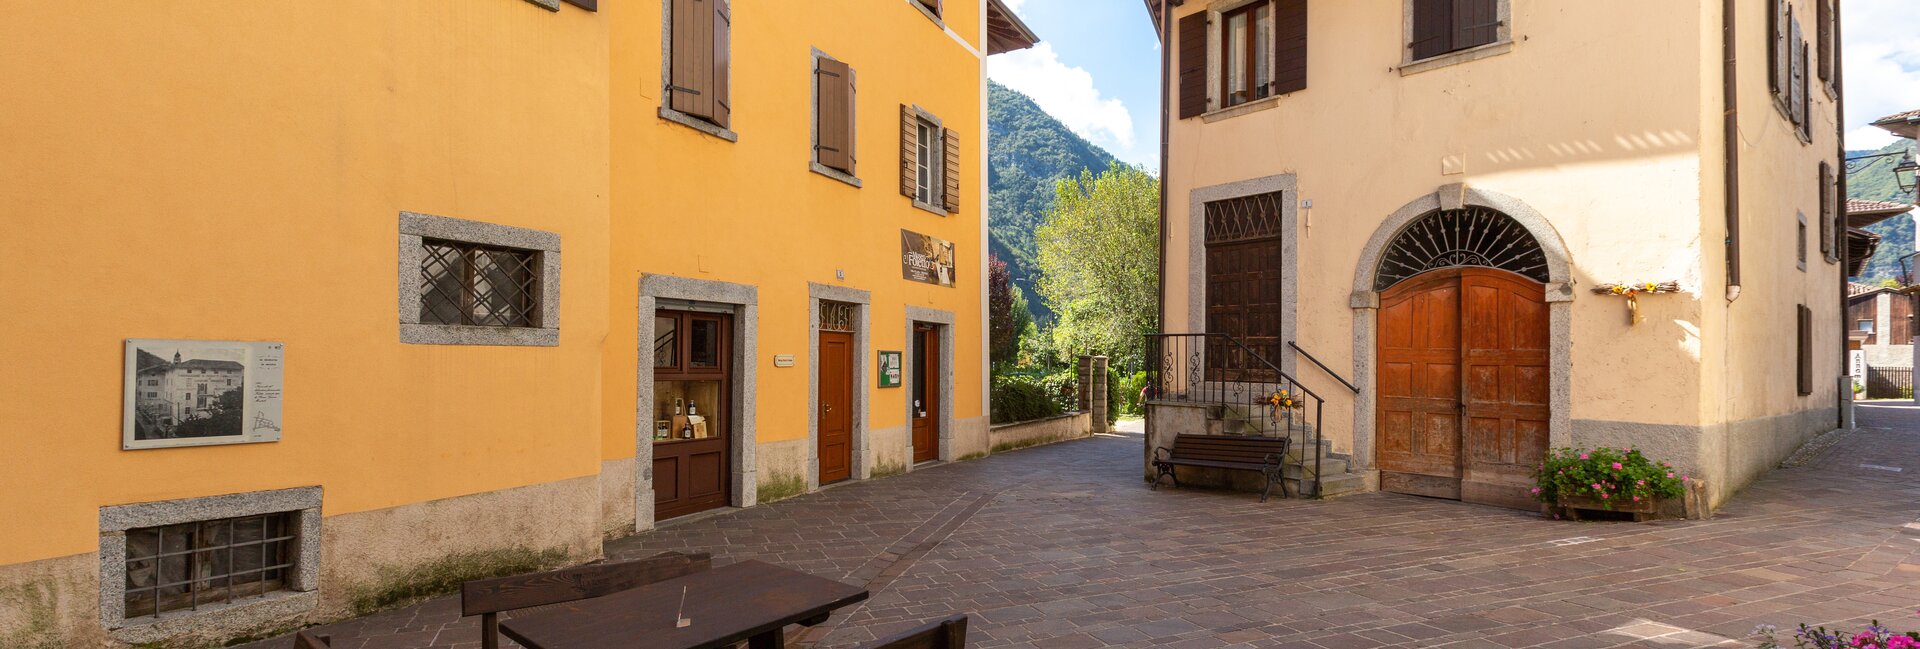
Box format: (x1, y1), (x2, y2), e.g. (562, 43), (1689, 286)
(989, 412), (1092, 454)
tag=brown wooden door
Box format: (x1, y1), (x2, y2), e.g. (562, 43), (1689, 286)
(1377, 269), (1464, 499)
(818, 331), (854, 484)
(1458, 269), (1550, 509)
(1376, 268), (1548, 510)
(653, 311), (732, 520)
(911, 325), (939, 464)
(1205, 237), (1284, 381)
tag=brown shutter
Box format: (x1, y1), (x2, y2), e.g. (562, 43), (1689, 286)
(942, 127), (961, 213)
(899, 105), (917, 198)
(1177, 12), (1208, 119)
(1796, 304), (1812, 396)
(711, 0), (731, 129)
(669, 0), (711, 118)
(1271, 0), (1307, 96)
(1452, 0), (1497, 51)
(1819, 161), (1834, 260)
(1816, 0), (1833, 83)
(1410, 0), (1451, 61)
(815, 58), (854, 174)
(1770, 0), (1788, 102)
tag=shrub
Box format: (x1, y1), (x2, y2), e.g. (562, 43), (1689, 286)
(1533, 447), (1685, 509)
(991, 374), (1063, 424)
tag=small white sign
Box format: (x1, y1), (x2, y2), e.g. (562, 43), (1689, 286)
(123, 339), (284, 450)
(773, 354), (795, 368)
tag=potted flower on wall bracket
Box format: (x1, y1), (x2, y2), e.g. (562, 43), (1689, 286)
(1268, 390), (1303, 427)
(1533, 446), (1686, 521)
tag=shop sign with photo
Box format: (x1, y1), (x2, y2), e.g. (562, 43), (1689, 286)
(123, 339), (284, 450)
(900, 229), (956, 287)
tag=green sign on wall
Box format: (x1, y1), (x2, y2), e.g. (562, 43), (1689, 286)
(878, 350), (902, 388)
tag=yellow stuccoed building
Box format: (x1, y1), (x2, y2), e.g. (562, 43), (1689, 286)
(0, 1), (1036, 646)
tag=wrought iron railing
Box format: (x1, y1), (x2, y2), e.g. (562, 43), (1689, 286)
(1145, 333), (1325, 496)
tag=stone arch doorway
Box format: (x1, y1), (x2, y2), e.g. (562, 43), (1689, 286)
(1351, 189), (1575, 510)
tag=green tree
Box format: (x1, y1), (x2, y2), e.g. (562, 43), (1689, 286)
(988, 254), (1034, 369)
(1034, 162), (1159, 366)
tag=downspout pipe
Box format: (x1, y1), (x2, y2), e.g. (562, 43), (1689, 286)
(1722, 0), (1742, 302)
(1157, 0), (1174, 336)
(1833, 0), (1850, 423)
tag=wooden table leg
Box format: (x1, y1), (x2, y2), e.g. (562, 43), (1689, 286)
(748, 627), (785, 649)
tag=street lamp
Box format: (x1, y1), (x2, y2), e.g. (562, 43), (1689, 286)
(1895, 154), (1919, 193)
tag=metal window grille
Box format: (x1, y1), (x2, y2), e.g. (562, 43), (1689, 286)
(420, 239), (539, 328)
(1204, 191), (1286, 244)
(820, 301), (856, 332)
(123, 512), (297, 620)
(1375, 207), (1549, 291)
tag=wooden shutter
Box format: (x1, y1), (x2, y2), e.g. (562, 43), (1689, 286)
(1819, 162), (1835, 260)
(1790, 22), (1807, 133)
(1177, 12), (1208, 118)
(1816, 0), (1833, 83)
(1452, 0), (1497, 51)
(1410, 0), (1451, 61)
(1796, 304), (1812, 396)
(1770, 0), (1789, 103)
(1271, 0), (1307, 96)
(669, 0), (712, 119)
(711, 0), (731, 129)
(942, 128), (961, 213)
(899, 105), (917, 198)
(815, 58), (854, 174)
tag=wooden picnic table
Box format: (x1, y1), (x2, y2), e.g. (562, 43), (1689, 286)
(498, 559), (868, 649)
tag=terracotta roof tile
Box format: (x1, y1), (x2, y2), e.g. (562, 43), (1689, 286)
(1848, 198), (1914, 215)
(1873, 109), (1920, 126)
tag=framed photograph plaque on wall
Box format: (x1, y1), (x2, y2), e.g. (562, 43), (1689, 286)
(122, 339), (285, 450)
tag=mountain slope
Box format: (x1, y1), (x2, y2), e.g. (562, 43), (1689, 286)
(989, 81), (1123, 323)
(1848, 140), (1917, 282)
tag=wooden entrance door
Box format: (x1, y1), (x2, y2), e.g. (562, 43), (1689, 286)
(1376, 268), (1548, 510)
(653, 311), (732, 520)
(1205, 236), (1284, 381)
(818, 331), (854, 484)
(911, 324), (940, 464)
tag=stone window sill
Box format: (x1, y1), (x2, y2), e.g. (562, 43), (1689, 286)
(110, 590), (318, 644)
(911, 199), (949, 217)
(811, 162), (863, 188)
(1201, 95), (1284, 123)
(659, 107), (738, 143)
(1399, 40), (1514, 77)
(401, 323), (559, 347)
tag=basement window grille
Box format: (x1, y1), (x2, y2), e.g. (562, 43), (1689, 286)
(420, 239), (540, 328)
(123, 512), (297, 620)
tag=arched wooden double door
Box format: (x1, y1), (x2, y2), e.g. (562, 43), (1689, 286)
(1377, 267), (1548, 510)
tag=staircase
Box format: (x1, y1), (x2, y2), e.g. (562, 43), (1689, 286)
(1145, 333), (1367, 498)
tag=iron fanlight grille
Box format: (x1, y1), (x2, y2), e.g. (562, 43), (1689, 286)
(123, 512), (297, 620)
(1375, 207), (1549, 291)
(420, 239), (539, 328)
(1205, 191), (1287, 244)
(819, 301), (856, 332)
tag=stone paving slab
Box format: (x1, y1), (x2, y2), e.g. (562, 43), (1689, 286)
(239, 407), (1920, 649)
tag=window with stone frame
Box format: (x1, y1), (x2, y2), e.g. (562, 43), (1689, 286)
(123, 512), (298, 620)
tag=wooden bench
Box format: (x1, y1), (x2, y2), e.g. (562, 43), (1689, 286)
(1151, 434), (1291, 502)
(291, 630), (330, 648)
(460, 551), (712, 649)
(857, 614), (968, 649)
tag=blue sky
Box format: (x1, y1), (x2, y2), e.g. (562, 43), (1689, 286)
(988, 0), (1919, 161)
(988, 0), (1162, 170)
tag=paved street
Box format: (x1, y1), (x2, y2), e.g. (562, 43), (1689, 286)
(245, 405), (1920, 648)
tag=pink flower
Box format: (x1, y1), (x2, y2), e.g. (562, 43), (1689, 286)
(1660, 461), (1669, 467)
(1852, 631), (1877, 648)
(1579, 453), (1589, 460)
(1666, 472), (1674, 478)
(1600, 493), (1610, 499)
(1632, 496), (1641, 502)
(1888, 636), (1920, 649)
(1636, 480), (1646, 486)
(1530, 487), (1541, 494)
(1682, 475), (1691, 482)
(1591, 483), (1602, 490)
(1611, 462), (1623, 470)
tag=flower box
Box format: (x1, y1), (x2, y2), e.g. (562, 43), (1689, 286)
(1557, 495), (1659, 522)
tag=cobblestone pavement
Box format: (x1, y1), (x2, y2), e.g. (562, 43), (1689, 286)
(241, 405), (1920, 649)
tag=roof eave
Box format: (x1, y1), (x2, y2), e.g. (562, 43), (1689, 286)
(987, 0), (1040, 55)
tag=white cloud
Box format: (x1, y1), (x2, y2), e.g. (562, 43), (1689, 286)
(989, 42), (1138, 151)
(1000, 0), (1026, 11)
(1842, 0), (1920, 150)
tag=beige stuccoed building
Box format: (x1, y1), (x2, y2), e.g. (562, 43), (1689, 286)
(1141, 0), (1848, 512)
